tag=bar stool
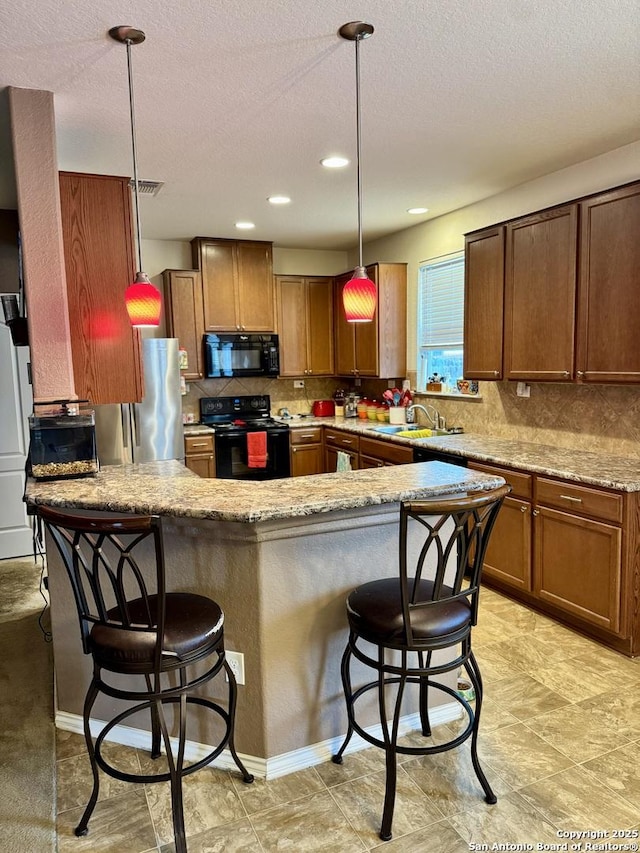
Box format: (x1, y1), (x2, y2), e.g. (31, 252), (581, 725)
(332, 485), (510, 841)
(38, 505), (254, 853)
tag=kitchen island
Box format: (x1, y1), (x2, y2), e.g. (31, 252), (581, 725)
(26, 459), (504, 778)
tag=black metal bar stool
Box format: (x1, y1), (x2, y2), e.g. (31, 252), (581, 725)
(332, 485), (510, 841)
(38, 505), (254, 853)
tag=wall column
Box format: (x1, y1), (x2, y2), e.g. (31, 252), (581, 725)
(8, 87), (75, 402)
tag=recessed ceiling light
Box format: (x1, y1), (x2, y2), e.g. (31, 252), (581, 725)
(268, 196), (291, 205)
(321, 156), (350, 169)
(235, 221), (255, 230)
(407, 207), (429, 215)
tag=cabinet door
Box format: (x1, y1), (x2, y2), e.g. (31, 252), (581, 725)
(236, 241), (275, 332)
(276, 276), (308, 376)
(325, 446), (359, 473)
(504, 205), (577, 381)
(464, 226), (505, 380)
(576, 182), (640, 383)
(534, 506), (622, 633)
(59, 172), (142, 404)
(306, 278), (334, 375)
(334, 272), (356, 376)
(374, 263), (407, 379)
(482, 496), (532, 591)
(291, 444), (324, 476)
(354, 266), (379, 377)
(163, 269), (205, 380)
(195, 239), (238, 331)
(468, 461), (533, 591)
(185, 454), (215, 478)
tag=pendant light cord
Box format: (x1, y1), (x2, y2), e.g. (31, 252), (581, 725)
(355, 33), (363, 270)
(125, 37), (144, 272)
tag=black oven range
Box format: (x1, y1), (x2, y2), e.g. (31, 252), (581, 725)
(199, 395), (290, 480)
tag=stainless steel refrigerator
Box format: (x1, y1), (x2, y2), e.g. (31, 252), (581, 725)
(94, 338), (184, 466)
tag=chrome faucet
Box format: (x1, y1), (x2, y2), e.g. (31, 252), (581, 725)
(407, 403), (443, 430)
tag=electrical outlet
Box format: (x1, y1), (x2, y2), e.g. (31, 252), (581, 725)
(293, 379), (305, 389)
(226, 650), (245, 685)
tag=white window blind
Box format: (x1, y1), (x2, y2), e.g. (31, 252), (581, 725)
(418, 254), (464, 349)
(417, 253), (464, 390)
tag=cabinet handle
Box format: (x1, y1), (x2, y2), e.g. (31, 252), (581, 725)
(493, 370), (499, 376)
(189, 442), (209, 448)
(299, 434), (316, 439)
(563, 371), (570, 378)
(520, 505), (527, 513)
(577, 370), (584, 378)
(532, 509), (540, 516)
(559, 494), (583, 503)
(341, 439), (353, 445)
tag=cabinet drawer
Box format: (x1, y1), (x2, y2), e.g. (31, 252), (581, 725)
(468, 461), (532, 500)
(290, 427), (322, 446)
(185, 434), (214, 455)
(359, 436), (413, 465)
(536, 477), (623, 524)
(325, 430), (359, 451)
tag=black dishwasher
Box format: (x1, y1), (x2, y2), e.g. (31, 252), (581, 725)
(413, 447), (467, 467)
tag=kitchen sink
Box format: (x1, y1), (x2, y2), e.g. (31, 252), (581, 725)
(368, 425), (461, 438)
(367, 424), (421, 434)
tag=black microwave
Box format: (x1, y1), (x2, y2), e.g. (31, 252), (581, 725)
(204, 333), (280, 378)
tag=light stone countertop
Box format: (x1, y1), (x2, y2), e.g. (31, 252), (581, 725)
(284, 417), (640, 492)
(24, 459), (505, 523)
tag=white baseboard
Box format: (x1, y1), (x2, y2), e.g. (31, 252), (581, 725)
(55, 701), (461, 780)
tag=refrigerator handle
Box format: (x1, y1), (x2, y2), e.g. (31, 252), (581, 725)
(120, 404), (129, 448)
(131, 402), (140, 451)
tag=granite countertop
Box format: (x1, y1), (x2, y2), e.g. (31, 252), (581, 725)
(24, 459), (504, 523)
(284, 417), (640, 492)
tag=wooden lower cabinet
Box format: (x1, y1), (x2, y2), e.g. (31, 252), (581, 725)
(468, 462), (533, 592)
(184, 434), (215, 478)
(534, 505), (621, 633)
(469, 461), (635, 654)
(359, 436), (413, 468)
(290, 427), (324, 477)
(324, 429), (359, 473)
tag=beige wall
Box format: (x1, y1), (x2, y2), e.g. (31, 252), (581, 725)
(142, 239), (349, 280)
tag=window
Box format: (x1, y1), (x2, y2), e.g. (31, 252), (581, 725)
(417, 253), (464, 391)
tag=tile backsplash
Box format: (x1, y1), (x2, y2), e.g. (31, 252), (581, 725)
(183, 377), (640, 460)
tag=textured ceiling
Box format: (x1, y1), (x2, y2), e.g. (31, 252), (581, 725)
(1, 0), (639, 249)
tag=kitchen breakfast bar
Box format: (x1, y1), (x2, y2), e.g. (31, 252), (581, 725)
(25, 459), (504, 777)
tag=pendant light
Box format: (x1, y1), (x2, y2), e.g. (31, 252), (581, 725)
(109, 26), (162, 328)
(339, 21), (376, 323)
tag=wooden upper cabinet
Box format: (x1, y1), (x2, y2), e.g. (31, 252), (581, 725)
(276, 276), (333, 377)
(504, 204), (578, 382)
(191, 237), (275, 332)
(162, 269), (205, 380)
(59, 172), (143, 404)
(334, 263), (407, 379)
(464, 226), (505, 380)
(576, 183), (640, 383)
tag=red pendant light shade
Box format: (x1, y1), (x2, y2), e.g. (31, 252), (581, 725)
(343, 266), (376, 322)
(125, 272), (162, 327)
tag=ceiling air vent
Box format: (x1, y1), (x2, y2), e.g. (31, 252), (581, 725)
(129, 179), (164, 196)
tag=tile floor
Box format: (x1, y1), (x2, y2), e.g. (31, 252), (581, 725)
(55, 586), (640, 851)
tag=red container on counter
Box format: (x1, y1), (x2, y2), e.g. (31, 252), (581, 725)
(312, 400), (335, 417)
